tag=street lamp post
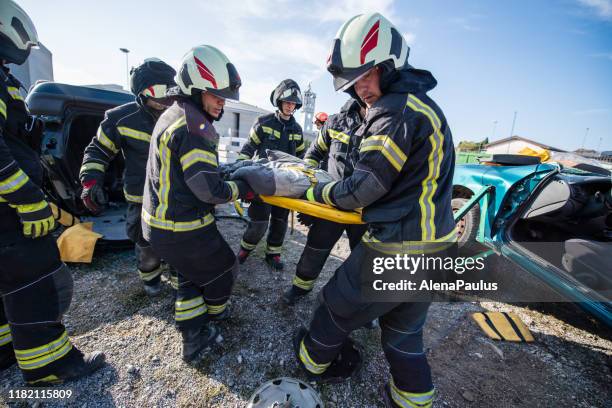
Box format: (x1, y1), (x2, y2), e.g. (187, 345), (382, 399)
(581, 127), (590, 149)
(509, 111), (517, 137)
(119, 48), (130, 90)
(507, 111), (517, 153)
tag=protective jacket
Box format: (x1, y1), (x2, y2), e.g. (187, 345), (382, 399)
(142, 99), (243, 242)
(239, 112), (304, 160)
(0, 68), (46, 233)
(80, 101), (158, 203)
(0, 66), (83, 385)
(307, 68), (456, 246)
(304, 99), (362, 180)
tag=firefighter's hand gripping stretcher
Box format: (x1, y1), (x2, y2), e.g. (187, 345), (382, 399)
(221, 150), (364, 225)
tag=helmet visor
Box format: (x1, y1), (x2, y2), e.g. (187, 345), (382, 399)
(206, 86), (239, 102)
(206, 62), (241, 101)
(141, 84), (169, 98)
(279, 87), (302, 104)
(331, 62), (375, 92)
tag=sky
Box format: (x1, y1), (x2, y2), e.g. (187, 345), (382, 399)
(17, 0), (612, 152)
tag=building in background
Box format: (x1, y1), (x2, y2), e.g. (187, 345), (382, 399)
(301, 84), (316, 142)
(485, 135), (566, 155)
(216, 100), (271, 164)
(7, 40), (270, 165)
(9, 42), (54, 93)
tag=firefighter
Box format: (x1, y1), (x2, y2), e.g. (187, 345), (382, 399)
(313, 112), (328, 130)
(0, 0), (105, 384)
(236, 79), (305, 270)
(293, 13), (456, 408)
(282, 98), (367, 305)
(142, 45), (254, 362)
(80, 58), (177, 296)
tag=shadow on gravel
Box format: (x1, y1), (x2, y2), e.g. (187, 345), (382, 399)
(0, 360), (120, 407)
(518, 302), (612, 340)
(430, 312), (612, 407)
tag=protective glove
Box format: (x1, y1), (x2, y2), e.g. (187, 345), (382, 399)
(302, 184), (329, 208)
(302, 185), (318, 202)
(233, 180), (257, 202)
(12, 200), (56, 238)
(80, 179), (108, 214)
(297, 212), (316, 227)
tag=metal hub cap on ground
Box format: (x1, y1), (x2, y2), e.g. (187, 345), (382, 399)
(247, 377), (324, 408)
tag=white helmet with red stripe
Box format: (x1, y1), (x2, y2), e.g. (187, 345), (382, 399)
(176, 45), (241, 100)
(130, 58), (176, 101)
(327, 13), (409, 91)
(0, 0), (38, 65)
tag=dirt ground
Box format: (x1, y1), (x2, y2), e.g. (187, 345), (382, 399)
(1, 206), (611, 407)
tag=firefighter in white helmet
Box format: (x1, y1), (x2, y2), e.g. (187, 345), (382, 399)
(0, 0), (105, 384)
(293, 13), (457, 408)
(142, 45), (254, 362)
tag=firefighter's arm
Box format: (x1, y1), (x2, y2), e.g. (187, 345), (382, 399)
(0, 90), (55, 238)
(304, 124), (331, 167)
(79, 114), (121, 182)
(237, 122), (262, 161)
(294, 127), (306, 159)
(179, 132), (252, 204)
(304, 118), (413, 210)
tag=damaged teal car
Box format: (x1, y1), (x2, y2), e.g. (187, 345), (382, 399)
(451, 155), (612, 326)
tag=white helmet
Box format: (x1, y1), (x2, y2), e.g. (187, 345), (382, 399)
(176, 45), (241, 100)
(130, 57), (176, 100)
(327, 12), (409, 91)
(247, 378), (324, 408)
(0, 0), (38, 65)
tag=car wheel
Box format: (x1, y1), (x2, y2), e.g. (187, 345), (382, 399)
(452, 197), (479, 250)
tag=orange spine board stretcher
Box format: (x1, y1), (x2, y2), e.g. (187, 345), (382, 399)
(259, 195), (364, 225)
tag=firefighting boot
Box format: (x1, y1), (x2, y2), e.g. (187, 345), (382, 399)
(143, 279), (162, 297)
(181, 323), (219, 363)
(237, 248), (251, 264)
(381, 382), (435, 408)
(0, 350), (16, 370)
(280, 286), (309, 306)
(208, 307), (231, 322)
(28, 351), (106, 386)
(265, 254), (284, 271)
(292, 327), (362, 384)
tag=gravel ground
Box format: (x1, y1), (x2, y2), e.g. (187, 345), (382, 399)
(1, 205), (611, 407)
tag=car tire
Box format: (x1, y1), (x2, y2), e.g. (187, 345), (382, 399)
(452, 197), (479, 248)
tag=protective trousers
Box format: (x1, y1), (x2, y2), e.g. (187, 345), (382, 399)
(293, 219), (366, 292)
(240, 201), (289, 256)
(0, 229), (84, 384)
(126, 203), (163, 287)
(299, 243), (434, 398)
(149, 223), (237, 332)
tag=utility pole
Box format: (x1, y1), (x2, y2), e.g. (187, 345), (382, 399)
(491, 120), (498, 140)
(509, 111), (517, 137)
(597, 136), (602, 152)
(581, 127), (589, 149)
(507, 112), (517, 153)
(119, 48), (130, 90)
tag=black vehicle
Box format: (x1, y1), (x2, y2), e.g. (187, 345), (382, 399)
(26, 82), (134, 240)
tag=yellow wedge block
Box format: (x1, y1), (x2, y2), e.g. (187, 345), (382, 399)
(56, 222), (102, 263)
(472, 311), (534, 342)
(259, 195), (364, 225)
